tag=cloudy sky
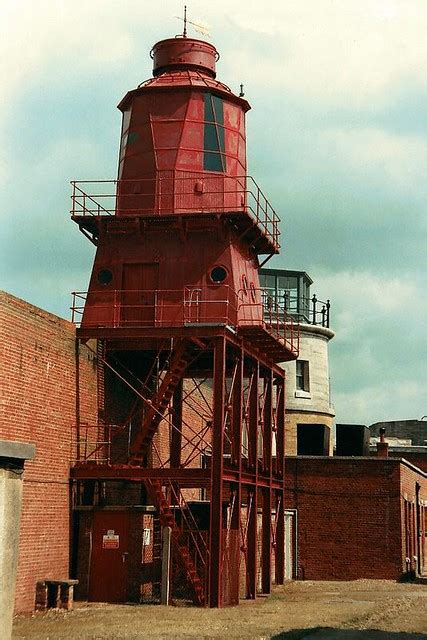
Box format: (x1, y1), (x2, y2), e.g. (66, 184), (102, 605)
(1, 0), (426, 426)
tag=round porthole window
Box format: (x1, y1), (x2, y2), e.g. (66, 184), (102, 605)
(210, 266), (228, 284)
(97, 269), (113, 285)
(127, 131), (139, 144)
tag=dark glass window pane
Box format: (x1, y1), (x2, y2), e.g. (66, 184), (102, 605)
(212, 95), (224, 125)
(204, 152), (224, 172)
(218, 125), (225, 152)
(204, 94), (225, 173)
(204, 94), (215, 122)
(205, 123), (220, 151)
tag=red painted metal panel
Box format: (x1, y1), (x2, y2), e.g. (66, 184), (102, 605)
(121, 263), (159, 326)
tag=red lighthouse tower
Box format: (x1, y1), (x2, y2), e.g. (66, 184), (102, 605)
(71, 32), (299, 607)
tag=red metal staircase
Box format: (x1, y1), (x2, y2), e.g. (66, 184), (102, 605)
(145, 479), (207, 605)
(129, 339), (199, 465)
(96, 339), (106, 419)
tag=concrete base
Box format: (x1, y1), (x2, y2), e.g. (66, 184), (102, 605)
(0, 440), (35, 640)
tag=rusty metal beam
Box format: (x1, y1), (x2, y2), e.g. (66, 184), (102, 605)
(263, 370), (273, 475)
(71, 465), (210, 485)
(275, 376), (285, 478)
(246, 487), (257, 599)
(275, 491), (285, 584)
(261, 488), (272, 594)
(209, 336), (226, 607)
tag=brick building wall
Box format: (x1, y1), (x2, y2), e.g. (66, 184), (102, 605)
(370, 420), (427, 446)
(0, 291), (97, 612)
(285, 456), (427, 581)
(400, 462), (427, 575)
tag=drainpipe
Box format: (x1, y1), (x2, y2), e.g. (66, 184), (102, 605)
(0, 440), (35, 640)
(376, 427), (389, 458)
(415, 482), (422, 576)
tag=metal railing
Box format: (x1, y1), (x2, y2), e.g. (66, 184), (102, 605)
(261, 290), (331, 328)
(71, 423), (130, 464)
(71, 286), (239, 328)
(71, 285), (299, 355)
(70, 174), (280, 249)
(239, 288), (300, 355)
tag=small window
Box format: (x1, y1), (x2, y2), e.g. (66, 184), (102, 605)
(97, 269), (113, 285)
(296, 360), (309, 392)
(127, 131), (139, 144)
(204, 93), (226, 172)
(210, 266), (228, 284)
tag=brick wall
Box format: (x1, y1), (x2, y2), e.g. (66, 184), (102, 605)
(284, 456), (427, 581)
(399, 462), (427, 575)
(387, 451), (427, 473)
(0, 292), (97, 612)
(370, 420), (427, 446)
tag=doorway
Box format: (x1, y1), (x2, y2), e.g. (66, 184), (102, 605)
(88, 511), (131, 602)
(121, 263), (159, 326)
(284, 510), (296, 580)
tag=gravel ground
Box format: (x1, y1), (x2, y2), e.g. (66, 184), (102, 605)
(13, 580), (427, 640)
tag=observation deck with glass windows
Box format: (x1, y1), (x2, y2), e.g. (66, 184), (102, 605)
(259, 268), (331, 328)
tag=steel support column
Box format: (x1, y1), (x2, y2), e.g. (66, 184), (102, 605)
(275, 376), (286, 583)
(275, 376), (285, 477)
(261, 488), (272, 594)
(263, 370), (273, 474)
(229, 348), (243, 605)
(209, 336), (226, 607)
(246, 359), (259, 599)
(170, 379), (183, 469)
(275, 490), (285, 584)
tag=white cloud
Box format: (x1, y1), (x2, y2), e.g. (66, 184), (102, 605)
(224, 1), (427, 106)
(334, 379), (426, 424)
(0, 0), (426, 428)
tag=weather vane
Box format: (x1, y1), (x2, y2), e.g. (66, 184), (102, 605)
(176, 5), (210, 38)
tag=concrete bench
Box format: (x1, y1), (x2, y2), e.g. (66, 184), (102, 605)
(35, 579), (79, 611)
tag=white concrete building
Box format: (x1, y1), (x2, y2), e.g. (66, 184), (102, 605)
(259, 269), (335, 455)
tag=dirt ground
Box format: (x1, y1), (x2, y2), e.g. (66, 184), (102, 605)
(13, 580), (427, 640)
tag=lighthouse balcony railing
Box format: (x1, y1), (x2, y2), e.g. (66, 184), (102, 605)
(71, 287), (240, 328)
(71, 286), (299, 353)
(260, 289), (331, 328)
(70, 175), (280, 250)
(238, 289), (300, 355)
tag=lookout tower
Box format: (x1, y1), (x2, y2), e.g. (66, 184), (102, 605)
(70, 33), (299, 608)
(260, 268), (335, 455)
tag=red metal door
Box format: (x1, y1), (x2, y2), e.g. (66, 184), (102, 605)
(88, 511), (131, 602)
(121, 263), (159, 326)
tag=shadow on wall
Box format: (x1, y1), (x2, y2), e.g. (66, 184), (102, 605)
(272, 629), (427, 639)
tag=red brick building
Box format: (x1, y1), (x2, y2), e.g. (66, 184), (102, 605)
(0, 291), (97, 612)
(285, 456), (427, 581)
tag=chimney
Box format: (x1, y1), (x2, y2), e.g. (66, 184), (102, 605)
(376, 427), (389, 458)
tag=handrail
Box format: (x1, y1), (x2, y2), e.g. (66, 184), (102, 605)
(71, 286), (240, 328)
(238, 288), (300, 354)
(70, 285), (299, 356)
(71, 423), (128, 464)
(70, 175), (280, 249)
(261, 289), (331, 328)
